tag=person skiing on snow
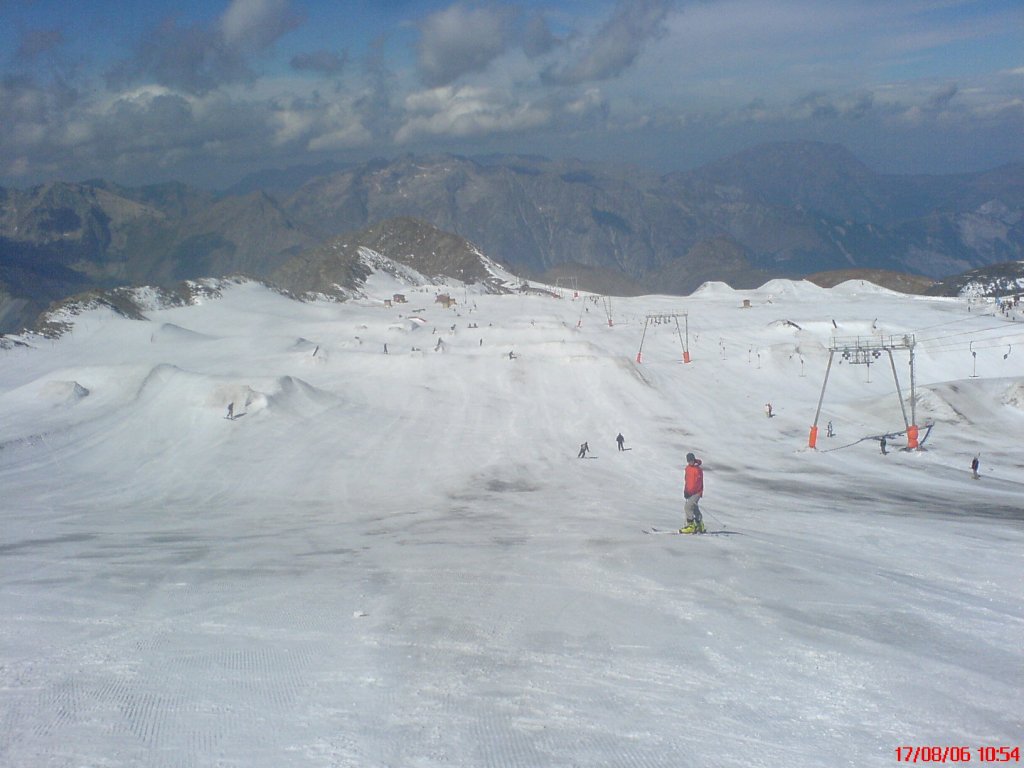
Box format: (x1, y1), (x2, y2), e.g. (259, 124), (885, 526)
(578, 441), (590, 458)
(971, 456), (980, 479)
(616, 433), (625, 451)
(681, 452), (705, 534)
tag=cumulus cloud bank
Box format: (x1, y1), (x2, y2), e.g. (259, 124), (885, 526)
(1, 0), (1020, 186)
(416, 3), (516, 87)
(543, 0), (672, 85)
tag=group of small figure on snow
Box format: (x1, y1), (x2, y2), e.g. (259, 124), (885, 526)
(577, 432), (630, 458)
(579, 436), (707, 535)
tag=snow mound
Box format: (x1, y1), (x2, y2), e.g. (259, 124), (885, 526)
(1001, 381), (1024, 409)
(263, 376), (338, 415)
(153, 322), (216, 342)
(387, 317), (429, 333)
(39, 380), (90, 405)
(134, 365), (266, 419)
(291, 337), (327, 363)
(135, 366), (334, 421)
(757, 279), (827, 298)
(209, 376), (338, 418)
(208, 382), (266, 415)
(690, 281), (737, 297)
(829, 280), (903, 296)
(0, 376), (91, 412)
(768, 319), (804, 333)
(913, 384), (971, 424)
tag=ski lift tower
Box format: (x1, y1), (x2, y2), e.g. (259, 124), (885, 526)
(809, 334), (919, 449)
(555, 276), (580, 299)
(636, 311), (690, 364)
(601, 296), (614, 327)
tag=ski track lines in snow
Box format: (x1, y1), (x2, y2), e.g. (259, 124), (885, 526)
(1, 280), (1023, 767)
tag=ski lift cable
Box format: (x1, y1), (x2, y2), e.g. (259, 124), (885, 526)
(817, 423), (935, 453)
(917, 331), (1024, 353)
(915, 322), (1020, 345)
(919, 327), (1024, 345)
(921, 332), (1024, 349)
(905, 314), (997, 335)
(914, 318), (1010, 338)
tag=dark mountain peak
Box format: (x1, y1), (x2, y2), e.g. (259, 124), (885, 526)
(270, 216), (503, 301)
(359, 216), (488, 276)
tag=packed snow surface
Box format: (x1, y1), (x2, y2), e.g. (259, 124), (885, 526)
(1, 276), (1022, 767)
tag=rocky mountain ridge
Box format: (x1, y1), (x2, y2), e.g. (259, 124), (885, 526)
(270, 217), (513, 301)
(924, 260), (1024, 299)
(2, 141), (1022, 333)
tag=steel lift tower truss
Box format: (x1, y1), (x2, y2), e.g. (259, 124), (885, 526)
(809, 335), (919, 449)
(636, 312), (690, 364)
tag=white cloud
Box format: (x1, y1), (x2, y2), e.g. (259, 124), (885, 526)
(417, 3), (515, 87)
(270, 105), (317, 146)
(307, 122), (373, 151)
(1, 0), (1020, 184)
(563, 87), (607, 117)
(220, 0), (297, 52)
(396, 85), (550, 142)
(544, 0), (672, 85)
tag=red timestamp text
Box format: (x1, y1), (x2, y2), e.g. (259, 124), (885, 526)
(895, 746), (1021, 763)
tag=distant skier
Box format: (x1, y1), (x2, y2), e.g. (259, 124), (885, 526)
(826, 421), (834, 438)
(680, 452), (705, 534)
(880, 436), (887, 455)
(578, 442), (590, 459)
(226, 402), (234, 420)
(971, 456), (980, 479)
(616, 432), (625, 451)
(765, 402), (774, 418)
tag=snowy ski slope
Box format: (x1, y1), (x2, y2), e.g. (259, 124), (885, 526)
(1, 273), (1022, 767)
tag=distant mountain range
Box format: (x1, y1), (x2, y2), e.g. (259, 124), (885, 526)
(2, 141), (1023, 333)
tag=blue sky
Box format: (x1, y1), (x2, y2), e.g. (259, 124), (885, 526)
(3, 0), (1022, 188)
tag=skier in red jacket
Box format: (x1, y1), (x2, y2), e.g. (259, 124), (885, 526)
(681, 452), (705, 534)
